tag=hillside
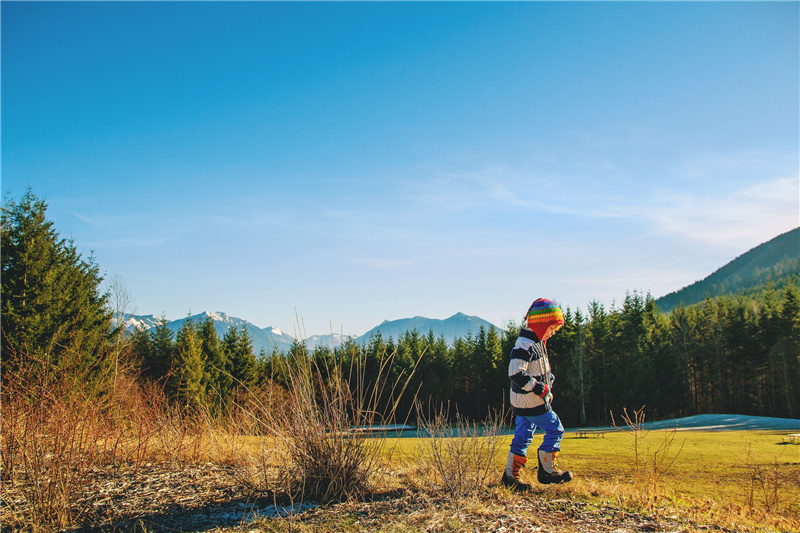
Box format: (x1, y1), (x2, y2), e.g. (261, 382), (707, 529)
(655, 227), (800, 313)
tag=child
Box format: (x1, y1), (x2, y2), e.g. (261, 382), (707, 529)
(502, 298), (573, 491)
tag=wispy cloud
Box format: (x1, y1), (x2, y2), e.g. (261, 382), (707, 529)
(68, 211), (98, 226)
(405, 166), (630, 219)
(676, 150), (798, 184)
(645, 176), (799, 248)
(93, 236), (172, 248)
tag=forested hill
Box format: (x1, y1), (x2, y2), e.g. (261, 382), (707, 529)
(655, 227), (800, 313)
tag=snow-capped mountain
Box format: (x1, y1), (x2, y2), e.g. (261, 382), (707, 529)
(115, 313), (162, 332)
(120, 312), (295, 354)
(304, 333), (355, 351)
(120, 311), (503, 356)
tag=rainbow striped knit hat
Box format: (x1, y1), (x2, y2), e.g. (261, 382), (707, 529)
(524, 298), (565, 341)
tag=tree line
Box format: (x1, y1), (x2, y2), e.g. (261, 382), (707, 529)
(548, 287), (800, 426)
(128, 317), (260, 412)
(3, 190), (798, 427)
(124, 283), (800, 428)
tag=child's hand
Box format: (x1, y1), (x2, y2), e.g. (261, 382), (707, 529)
(531, 380), (550, 398)
(547, 371), (555, 385)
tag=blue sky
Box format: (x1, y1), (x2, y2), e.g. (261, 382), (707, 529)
(3, 1), (798, 337)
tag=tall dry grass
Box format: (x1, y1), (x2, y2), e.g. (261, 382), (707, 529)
(742, 439), (785, 513)
(229, 341), (419, 502)
(1, 362), (106, 529)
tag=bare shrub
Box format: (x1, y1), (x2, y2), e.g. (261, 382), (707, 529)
(233, 342), (418, 502)
(610, 406), (685, 499)
(414, 401), (505, 497)
(742, 440), (784, 512)
(1, 361), (106, 529)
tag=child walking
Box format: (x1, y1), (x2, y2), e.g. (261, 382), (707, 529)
(502, 298), (573, 491)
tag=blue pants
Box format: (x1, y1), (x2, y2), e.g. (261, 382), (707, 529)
(509, 410), (565, 457)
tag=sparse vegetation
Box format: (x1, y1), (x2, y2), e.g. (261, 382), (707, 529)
(2, 351), (799, 532)
(412, 400), (504, 497)
(610, 406), (686, 498)
(224, 335), (419, 503)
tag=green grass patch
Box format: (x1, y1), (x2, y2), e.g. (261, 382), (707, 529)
(379, 428), (799, 531)
(560, 429), (800, 505)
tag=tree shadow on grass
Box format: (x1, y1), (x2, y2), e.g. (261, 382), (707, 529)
(73, 494), (318, 533)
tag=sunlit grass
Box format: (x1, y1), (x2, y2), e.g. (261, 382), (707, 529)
(203, 427), (800, 512)
(361, 428), (800, 531)
(560, 429), (800, 503)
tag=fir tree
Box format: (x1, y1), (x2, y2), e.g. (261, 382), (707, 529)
(174, 317), (205, 409)
(147, 316), (175, 385)
(1, 189), (111, 372)
(130, 326), (153, 373)
(777, 282), (800, 417)
(223, 325), (257, 388)
(198, 316), (231, 408)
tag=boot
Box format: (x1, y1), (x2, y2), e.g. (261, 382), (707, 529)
(501, 452), (531, 492)
(537, 449), (573, 484)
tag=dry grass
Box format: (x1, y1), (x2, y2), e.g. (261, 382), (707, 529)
(221, 342), (419, 503)
(2, 356), (798, 533)
(364, 426), (799, 533)
(0, 361), (259, 531)
(559, 429), (800, 511)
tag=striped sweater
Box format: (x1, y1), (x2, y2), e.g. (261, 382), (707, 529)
(508, 328), (553, 416)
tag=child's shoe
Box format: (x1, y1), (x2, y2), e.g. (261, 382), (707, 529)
(537, 449), (573, 484)
(501, 452), (531, 492)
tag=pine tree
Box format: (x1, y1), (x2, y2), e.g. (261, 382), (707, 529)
(147, 316), (175, 385)
(1, 189), (112, 372)
(450, 335), (474, 419)
(669, 304), (698, 414)
(778, 282), (800, 417)
(130, 326), (153, 373)
(174, 317), (205, 409)
(417, 330), (451, 409)
(585, 301), (612, 424)
(223, 325), (257, 388)
(199, 316), (231, 408)
(394, 329), (425, 420)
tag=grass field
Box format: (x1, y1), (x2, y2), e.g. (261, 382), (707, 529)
(549, 429), (800, 503)
(5, 426), (799, 532)
(370, 428), (800, 532)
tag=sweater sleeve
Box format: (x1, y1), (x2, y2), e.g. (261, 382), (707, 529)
(508, 339), (549, 396)
(509, 351), (534, 390)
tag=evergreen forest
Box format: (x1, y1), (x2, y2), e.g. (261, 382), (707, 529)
(3, 190), (799, 428)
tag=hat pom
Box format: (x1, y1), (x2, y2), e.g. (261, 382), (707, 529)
(525, 298), (565, 340)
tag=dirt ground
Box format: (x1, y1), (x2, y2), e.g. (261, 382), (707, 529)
(1, 460), (784, 533)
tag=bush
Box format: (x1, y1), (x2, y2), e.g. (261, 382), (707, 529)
(235, 342), (416, 502)
(414, 401), (505, 497)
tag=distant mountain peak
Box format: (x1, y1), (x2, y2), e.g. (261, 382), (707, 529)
(358, 313), (502, 346)
(121, 311), (503, 354)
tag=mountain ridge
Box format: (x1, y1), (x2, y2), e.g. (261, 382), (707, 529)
(119, 311), (503, 356)
(655, 227), (799, 313)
